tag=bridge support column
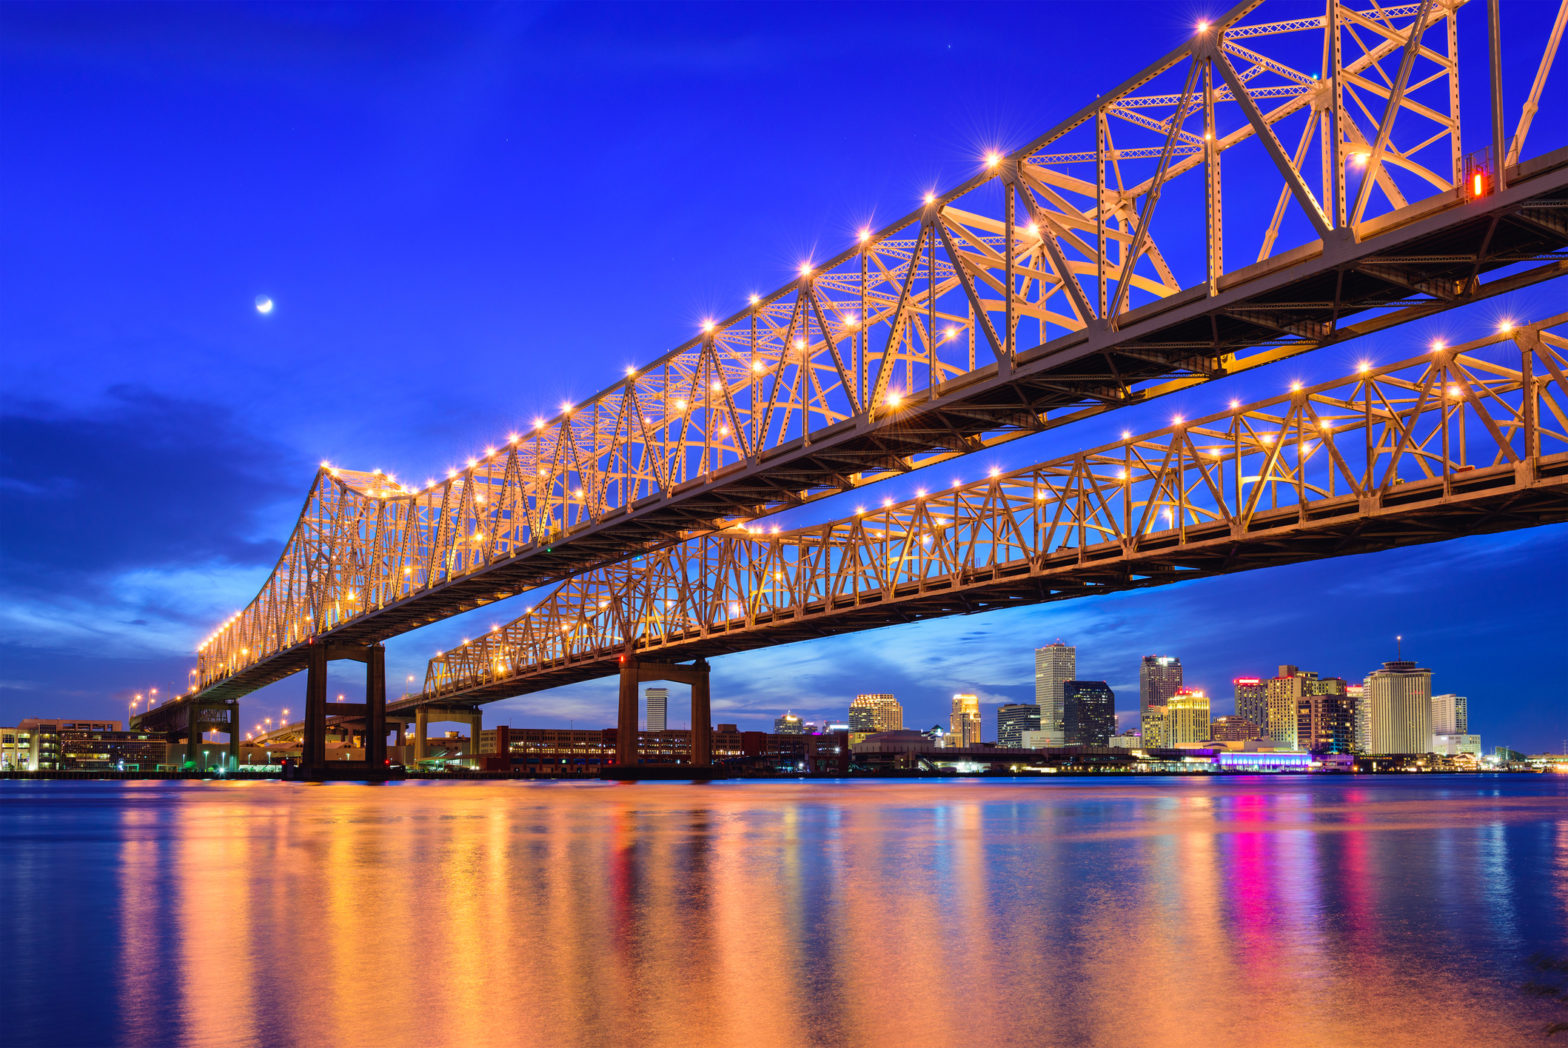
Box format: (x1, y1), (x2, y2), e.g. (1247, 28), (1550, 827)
(616, 656), (639, 767)
(366, 644), (386, 768)
(305, 641), (328, 771)
(414, 706), (429, 764)
(691, 659), (711, 768)
(467, 709), (482, 761)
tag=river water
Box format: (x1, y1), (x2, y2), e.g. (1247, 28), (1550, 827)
(2, 776), (1564, 1048)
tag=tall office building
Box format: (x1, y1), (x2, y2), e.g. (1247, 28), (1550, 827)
(1209, 715), (1263, 741)
(848, 694), (903, 743)
(951, 693), (982, 748)
(1166, 688), (1211, 745)
(1367, 660), (1433, 754)
(1233, 678), (1268, 731)
(1034, 641), (1076, 745)
(1431, 693), (1469, 736)
(1348, 684), (1368, 753)
(1264, 666), (1344, 751)
(1062, 681), (1116, 746)
(1297, 688), (1356, 754)
(1139, 656), (1182, 743)
(996, 703), (1041, 749)
(645, 687), (668, 732)
(775, 712), (804, 734)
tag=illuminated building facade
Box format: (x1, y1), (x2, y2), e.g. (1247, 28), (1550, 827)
(775, 712), (804, 735)
(1062, 681), (1115, 746)
(1233, 678), (1267, 731)
(1297, 689), (1357, 754)
(1034, 641), (1076, 745)
(996, 704), (1040, 748)
(1166, 688), (1211, 746)
(1431, 693), (1468, 735)
(1139, 656), (1182, 744)
(1209, 715), (1263, 742)
(848, 694), (903, 744)
(950, 693), (982, 748)
(1367, 660), (1433, 755)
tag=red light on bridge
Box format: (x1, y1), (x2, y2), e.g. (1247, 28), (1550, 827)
(1472, 172), (1485, 198)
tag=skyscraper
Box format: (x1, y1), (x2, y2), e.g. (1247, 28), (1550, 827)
(848, 694), (903, 743)
(1265, 666), (1344, 751)
(1166, 688), (1211, 745)
(1431, 693), (1469, 735)
(645, 687), (668, 732)
(1297, 686), (1356, 754)
(950, 693), (982, 748)
(1367, 660), (1433, 754)
(1062, 681), (1116, 746)
(1034, 641), (1076, 745)
(996, 703), (1041, 749)
(1139, 656), (1182, 743)
(1233, 678), (1267, 731)
(1348, 684), (1368, 753)
(774, 712), (804, 734)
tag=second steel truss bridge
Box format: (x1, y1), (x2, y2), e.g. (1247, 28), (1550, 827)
(402, 316), (1568, 742)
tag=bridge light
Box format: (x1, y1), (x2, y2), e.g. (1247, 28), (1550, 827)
(793, 338), (805, 350)
(1290, 382), (1301, 393)
(882, 497), (893, 508)
(986, 151), (1001, 168)
(916, 488), (926, 498)
(924, 191), (936, 205)
(799, 262), (812, 277)
(989, 466), (1000, 478)
(1350, 149), (1370, 166)
(702, 319), (715, 332)
(856, 506), (865, 514)
(1196, 20), (1208, 31)
(859, 228), (871, 242)
(711, 381), (722, 392)
(943, 325), (957, 341)
(467, 457), (477, 468)
(1356, 362), (1369, 374)
(674, 399), (687, 411)
(1472, 171), (1485, 198)
(844, 313), (858, 327)
(485, 447), (495, 457)
(1430, 339), (1445, 352)
(1173, 415), (1183, 425)
(886, 391), (903, 406)
(1023, 222), (1038, 237)
(535, 417), (546, 429)
(1229, 398), (1240, 409)
(1498, 319), (1514, 333)
(1122, 430), (1131, 439)
(750, 293), (760, 305)
(752, 360), (765, 373)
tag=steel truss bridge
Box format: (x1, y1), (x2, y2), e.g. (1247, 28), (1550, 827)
(137, 0), (1568, 770)
(408, 314), (1568, 709)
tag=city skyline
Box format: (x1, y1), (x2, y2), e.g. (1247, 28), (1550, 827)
(2, 2), (1565, 750)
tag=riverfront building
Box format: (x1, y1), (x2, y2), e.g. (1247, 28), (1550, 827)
(1062, 681), (1116, 746)
(1139, 656), (1182, 744)
(645, 687), (668, 732)
(1367, 660), (1433, 754)
(775, 712), (804, 734)
(1233, 678), (1268, 731)
(1432, 693), (1468, 735)
(951, 693), (982, 748)
(996, 703), (1041, 749)
(848, 694), (903, 743)
(1166, 688), (1211, 746)
(1034, 641), (1076, 745)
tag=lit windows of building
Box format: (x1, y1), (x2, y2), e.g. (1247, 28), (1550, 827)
(1062, 681), (1115, 746)
(1139, 656), (1181, 745)
(1367, 659), (1433, 755)
(848, 694), (902, 744)
(774, 712), (804, 735)
(950, 693), (982, 748)
(1166, 688), (1210, 746)
(996, 704), (1040, 749)
(1034, 641), (1076, 745)
(1233, 678), (1267, 731)
(645, 687), (668, 732)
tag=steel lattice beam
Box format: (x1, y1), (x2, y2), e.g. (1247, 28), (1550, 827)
(399, 315), (1568, 710)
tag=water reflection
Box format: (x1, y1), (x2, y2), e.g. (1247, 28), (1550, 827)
(0, 777), (1563, 1048)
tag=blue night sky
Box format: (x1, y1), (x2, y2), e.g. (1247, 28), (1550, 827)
(2, 2), (1564, 749)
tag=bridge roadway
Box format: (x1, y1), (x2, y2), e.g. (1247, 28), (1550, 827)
(146, 1), (1568, 738)
(399, 316), (1568, 714)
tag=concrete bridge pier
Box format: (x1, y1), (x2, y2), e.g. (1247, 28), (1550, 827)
(615, 655), (713, 768)
(302, 640), (387, 772)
